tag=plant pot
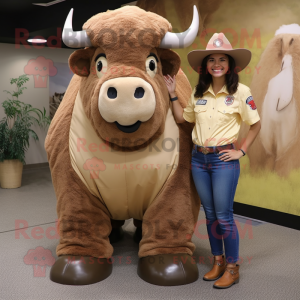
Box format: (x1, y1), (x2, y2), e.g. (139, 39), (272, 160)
(0, 159), (23, 188)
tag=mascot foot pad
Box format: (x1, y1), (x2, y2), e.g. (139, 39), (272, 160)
(50, 256), (112, 285)
(137, 253), (199, 286)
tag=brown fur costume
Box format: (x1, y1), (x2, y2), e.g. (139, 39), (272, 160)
(45, 6), (200, 259)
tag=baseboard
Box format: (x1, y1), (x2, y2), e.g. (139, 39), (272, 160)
(233, 202), (300, 231)
(23, 162), (49, 170)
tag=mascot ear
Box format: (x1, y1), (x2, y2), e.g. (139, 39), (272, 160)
(157, 48), (181, 77)
(69, 48), (96, 77)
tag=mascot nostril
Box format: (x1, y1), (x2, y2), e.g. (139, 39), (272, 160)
(134, 87), (145, 98)
(107, 87), (117, 99)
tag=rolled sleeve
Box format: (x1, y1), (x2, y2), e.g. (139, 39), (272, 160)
(183, 91), (195, 123)
(239, 87), (260, 126)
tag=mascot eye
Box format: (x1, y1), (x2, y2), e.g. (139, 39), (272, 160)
(95, 55), (108, 79)
(145, 56), (158, 78)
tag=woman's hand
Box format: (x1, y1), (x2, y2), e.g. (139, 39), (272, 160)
(163, 74), (176, 97)
(218, 149), (244, 161)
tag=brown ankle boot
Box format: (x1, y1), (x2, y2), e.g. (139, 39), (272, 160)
(203, 255), (226, 281)
(213, 264), (240, 288)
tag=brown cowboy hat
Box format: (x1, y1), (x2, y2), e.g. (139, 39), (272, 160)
(187, 32), (252, 73)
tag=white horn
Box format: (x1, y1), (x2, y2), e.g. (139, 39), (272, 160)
(62, 9), (92, 48)
(159, 5), (199, 49)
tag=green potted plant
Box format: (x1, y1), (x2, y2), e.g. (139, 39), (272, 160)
(0, 74), (51, 188)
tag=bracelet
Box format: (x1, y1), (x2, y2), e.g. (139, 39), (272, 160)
(240, 149), (246, 156)
(170, 96), (178, 102)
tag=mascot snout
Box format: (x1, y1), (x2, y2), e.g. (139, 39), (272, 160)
(98, 77), (156, 133)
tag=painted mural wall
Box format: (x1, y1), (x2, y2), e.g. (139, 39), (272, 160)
(137, 0), (300, 216)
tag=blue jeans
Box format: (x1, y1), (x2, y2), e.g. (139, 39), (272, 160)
(191, 145), (240, 263)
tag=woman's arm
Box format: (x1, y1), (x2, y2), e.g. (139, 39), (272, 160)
(163, 75), (186, 124)
(219, 120), (261, 161)
(240, 120), (261, 154)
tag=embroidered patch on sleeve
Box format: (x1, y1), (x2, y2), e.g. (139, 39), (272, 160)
(246, 96), (257, 110)
(196, 99), (207, 105)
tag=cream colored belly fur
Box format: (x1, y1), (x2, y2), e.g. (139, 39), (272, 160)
(69, 92), (180, 220)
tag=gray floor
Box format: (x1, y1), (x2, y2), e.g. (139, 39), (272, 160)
(0, 167), (299, 300)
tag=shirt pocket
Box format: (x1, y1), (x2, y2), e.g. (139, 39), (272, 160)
(194, 106), (208, 124)
(217, 106), (239, 126)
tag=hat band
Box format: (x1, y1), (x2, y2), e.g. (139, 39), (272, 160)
(206, 43), (233, 50)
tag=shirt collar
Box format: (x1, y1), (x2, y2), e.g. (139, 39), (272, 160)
(205, 84), (229, 96)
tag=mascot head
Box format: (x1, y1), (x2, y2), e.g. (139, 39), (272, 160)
(62, 6), (199, 149)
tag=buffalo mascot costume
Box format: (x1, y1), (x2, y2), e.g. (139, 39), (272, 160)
(45, 5), (200, 286)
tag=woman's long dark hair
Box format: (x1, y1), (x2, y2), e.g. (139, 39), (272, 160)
(194, 54), (239, 98)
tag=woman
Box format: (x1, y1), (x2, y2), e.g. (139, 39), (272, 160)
(164, 33), (261, 289)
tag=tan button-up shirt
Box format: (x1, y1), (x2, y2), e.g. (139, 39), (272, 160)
(183, 83), (260, 147)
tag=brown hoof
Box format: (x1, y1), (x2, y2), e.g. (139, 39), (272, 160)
(137, 253), (198, 286)
(50, 255), (112, 285)
(109, 227), (124, 244)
